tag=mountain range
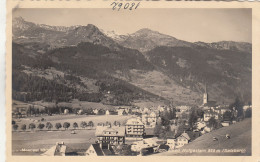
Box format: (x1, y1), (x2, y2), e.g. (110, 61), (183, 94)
(12, 17), (252, 106)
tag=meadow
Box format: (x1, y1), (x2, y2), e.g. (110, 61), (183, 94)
(12, 114), (133, 155)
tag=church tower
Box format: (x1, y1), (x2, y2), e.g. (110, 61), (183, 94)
(203, 84), (208, 105)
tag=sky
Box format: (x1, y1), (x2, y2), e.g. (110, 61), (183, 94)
(13, 8), (252, 43)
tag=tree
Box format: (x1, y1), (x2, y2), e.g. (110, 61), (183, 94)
(88, 121), (94, 127)
(208, 117), (217, 129)
(114, 121), (120, 126)
(12, 120), (16, 125)
(245, 108), (252, 118)
(188, 109), (197, 130)
(37, 123), (45, 130)
(114, 144), (132, 156)
(13, 124), (18, 131)
(46, 122), (53, 130)
(73, 122), (78, 129)
(153, 123), (171, 139)
(29, 123), (36, 131)
(21, 124), (26, 131)
(105, 121), (111, 126)
(230, 97), (244, 118)
(80, 121), (87, 129)
(63, 122), (70, 130)
(223, 111), (232, 121)
(55, 123), (62, 130)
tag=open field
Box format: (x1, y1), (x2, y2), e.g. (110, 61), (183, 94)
(12, 114), (133, 155)
(152, 118), (251, 156)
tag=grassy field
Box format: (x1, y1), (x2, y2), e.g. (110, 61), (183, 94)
(152, 118), (252, 156)
(12, 114), (132, 155)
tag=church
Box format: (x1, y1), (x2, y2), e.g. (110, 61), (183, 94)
(201, 85), (217, 110)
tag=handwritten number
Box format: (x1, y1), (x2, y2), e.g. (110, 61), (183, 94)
(129, 3), (135, 10)
(135, 2), (140, 9)
(118, 3), (123, 11)
(110, 2), (118, 10)
(124, 3), (129, 9)
(111, 2), (140, 11)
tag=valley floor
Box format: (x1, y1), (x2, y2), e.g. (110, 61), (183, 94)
(12, 114), (132, 155)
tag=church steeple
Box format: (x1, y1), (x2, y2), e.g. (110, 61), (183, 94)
(203, 84), (208, 104)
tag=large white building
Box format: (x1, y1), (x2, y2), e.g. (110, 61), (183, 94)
(125, 118), (145, 140)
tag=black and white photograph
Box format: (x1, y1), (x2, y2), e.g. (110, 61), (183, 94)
(11, 8), (252, 156)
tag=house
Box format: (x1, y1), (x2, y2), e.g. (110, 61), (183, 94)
(213, 106), (231, 115)
(93, 109), (99, 115)
(86, 143), (114, 156)
(203, 126), (213, 132)
(196, 121), (206, 130)
(176, 106), (191, 113)
(116, 107), (130, 113)
(166, 139), (176, 150)
(64, 109), (69, 115)
(125, 118), (145, 140)
(95, 125), (125, 148)
(131, 138), (159, 152)
(142, 111), (157, 128)
(77, 109), (83, 115)
(203, 110), (219, 121)
(41, 142), (67, 156)
(176, 132), (190, 148)
(158, 105), (166, 112)
(142, 107), (150, 114)
(243, 105), (252, 112)
(131, 107), (141, 114)
(221, 121), (231, 127)
(117, 109), (127, 116)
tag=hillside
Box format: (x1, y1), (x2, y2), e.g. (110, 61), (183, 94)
(146, 46), (252, 104)
(12, 42), (163, 105)
(153, 118), (251, 156)
(12, 17), (252, 106)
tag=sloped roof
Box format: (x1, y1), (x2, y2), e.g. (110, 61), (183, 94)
(42, 144), (68, 156)
(126, 118), (144, 125)
(95, 126), (125, 137)
(92, 144), (104, 156)
(41, 146), (56, 156)
(90, 144), (114, 156)
(178, 132), (191, 141)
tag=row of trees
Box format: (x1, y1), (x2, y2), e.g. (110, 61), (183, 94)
(97, 121), (121, 127)
(12, 121), (94, 131)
